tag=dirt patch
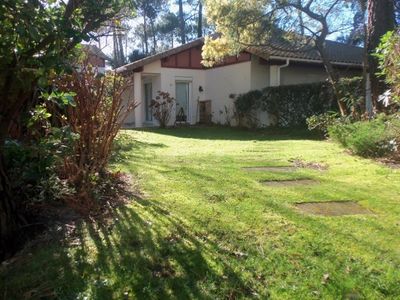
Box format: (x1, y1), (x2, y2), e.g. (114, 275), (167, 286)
(295, 201), (373, 216)
(289, 158), (329, 171)
(262, 179), (318, 186)
(243, 166), (297, 172)
(377, 157), (400, 169)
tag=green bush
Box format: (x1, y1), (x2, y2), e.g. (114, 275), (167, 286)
(376, 30), (400, 104)
(306, 112), (341, 135)
(234, 78), (363, 128)
(328, 115), (400, 157)
(233, 90), (263, 128)
(260, 81), (336, 127)
(4, 126), (77, 203)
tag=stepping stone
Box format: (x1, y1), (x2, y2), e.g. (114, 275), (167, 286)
(243, 166), (297, 172)
(261, 179), (317, 186)
(295, 201), (373, 216)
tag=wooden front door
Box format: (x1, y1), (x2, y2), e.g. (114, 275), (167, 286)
(199, 100), (211, 124)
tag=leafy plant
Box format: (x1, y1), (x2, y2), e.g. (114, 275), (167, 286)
(336, 77), (364, 119)
(55, 62), (136, 213)
(306, 112), (341, 136)
(4, 126), (78, 204)
(261, 81), (338, 127)
(328, 114), (400, 157)
(150, 91), (175, 128)
(233, 90), (262, 128)
(375, 30), (400, 105)
(234, 79), (363, 129)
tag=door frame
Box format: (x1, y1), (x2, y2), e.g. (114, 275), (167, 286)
(143, 80), (153, 122)
(175, 80), (191, 123)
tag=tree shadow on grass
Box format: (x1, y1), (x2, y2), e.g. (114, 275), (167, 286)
(1, 196), (259, 299)
(133, 126), (324, 141)
(110, 134), (167, 164)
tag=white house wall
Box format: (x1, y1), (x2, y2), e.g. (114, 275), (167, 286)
(280, 65), (328, 85)
(250, 56), (272, 126)
(122, 84), (135, 127)
(250, 56), (270, 90)
(123, 55), (361, 128)
(204, 61), (252, 125)
(159, 68), (206, 125)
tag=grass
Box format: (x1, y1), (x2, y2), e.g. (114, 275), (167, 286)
(2, 126), (400, 299)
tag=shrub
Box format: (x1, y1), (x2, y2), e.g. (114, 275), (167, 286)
(233, 90), (262, 128)
(328, 114), (400, 157)
(150, 91), (175, 128)
(260, 81), (336, 127)
(55, 63), (136, 212)
(306, 112), (341, 135)
(233, 78), (363, 128)
(336, 77), (365, 119)
(4, 126), (77, 204)
(376, 30), (400, 105)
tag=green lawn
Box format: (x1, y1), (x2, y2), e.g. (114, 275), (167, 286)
(2, 127), (400, 299)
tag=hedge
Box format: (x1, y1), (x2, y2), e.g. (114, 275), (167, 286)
(234, 77), (363, 127)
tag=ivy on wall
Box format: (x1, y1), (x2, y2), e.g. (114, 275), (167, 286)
(234, 77), (363, 127)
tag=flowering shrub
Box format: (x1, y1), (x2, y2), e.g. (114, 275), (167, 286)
(150, 91), (175, 128)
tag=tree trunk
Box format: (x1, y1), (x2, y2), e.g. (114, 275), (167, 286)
(316, 41), (347, 116)
(150, 18), (157, 53)
(367, 0), (395, 109)
(143, 14), (149, 54)
(0, 130), (18, 261)
(178, 0), (186, 44)
(118, 33), (125, 66)
(197, 1), (203, 38)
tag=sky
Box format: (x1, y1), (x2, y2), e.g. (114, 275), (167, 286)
(87, 1), (356, 61)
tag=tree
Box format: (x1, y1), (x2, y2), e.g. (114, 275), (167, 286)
(178, 0), (186, 44)
(112, 19), (128, 67)
(367, 0), (395, 108)
(338, 0), (366, 46)
(132, 0), (166, 54)
(0, 0), (128, 260)
(203, 0), (354, 116)
(128, 49), (148, 62)
(395, 0), (400, 25)
(157, 12), (180, 49)
(197, 0), (203, 38)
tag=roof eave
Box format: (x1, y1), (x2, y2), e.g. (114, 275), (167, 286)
(268, 55), (363, 67)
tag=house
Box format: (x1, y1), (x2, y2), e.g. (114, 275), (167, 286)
(82, 44), (110, 74)
(116, 37), (363, 128)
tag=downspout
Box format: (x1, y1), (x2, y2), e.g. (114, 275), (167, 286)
(277, 59), (290, 86)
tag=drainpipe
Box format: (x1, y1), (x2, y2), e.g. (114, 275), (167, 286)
(277, 59), (290, 86)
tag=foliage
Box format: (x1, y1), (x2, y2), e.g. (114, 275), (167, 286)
(202, 1), (352, 66)
(306, 112), (341, 135)
(150, 91), (175, 128)
(261, 82), (337, 127)
(4, 126), (78, 204)
(336, 77), (365, 118)
(233, 82), (337, 128)
(328, 114), (400, 157)
(55, 63), (136, 212)
(128, 49), (148, 62)
(0, 0), (130, 255)
(233, 90), (262, 128)
(376, 30), (400, 104)
(233, 78), (363, 128)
